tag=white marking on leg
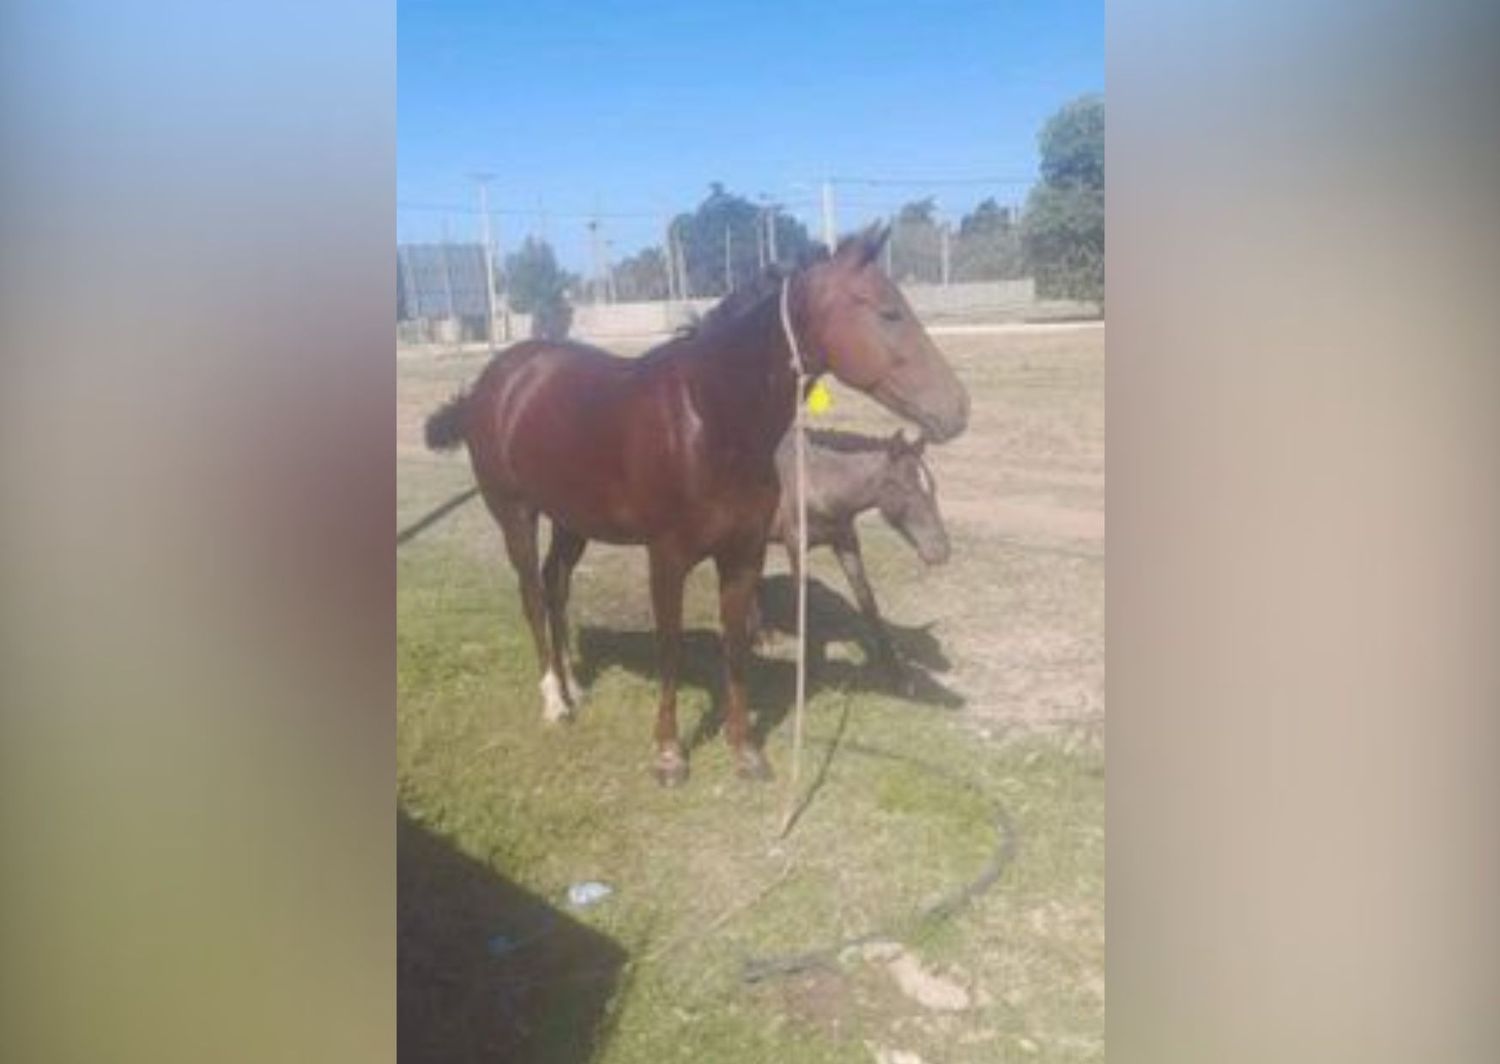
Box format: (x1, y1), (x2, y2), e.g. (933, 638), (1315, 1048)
(540, 670), (571, 722)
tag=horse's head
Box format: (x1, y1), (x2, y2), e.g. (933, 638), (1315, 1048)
(876, 430), (950, 566)
(798, 225), (969, 442)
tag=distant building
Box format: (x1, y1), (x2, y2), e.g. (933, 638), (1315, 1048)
(397, 243), (493, 341)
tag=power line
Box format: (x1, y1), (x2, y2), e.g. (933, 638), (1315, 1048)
(398, 200), (674, 220)
(398, 198), (821, 219)
(828, 175), (1033, 187)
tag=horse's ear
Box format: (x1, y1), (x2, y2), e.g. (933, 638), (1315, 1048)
(860, 223), (891, 268)
(834, 223), (890, 268)
(832, 231), (863, 264)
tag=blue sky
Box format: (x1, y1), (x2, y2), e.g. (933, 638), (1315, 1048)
(398, 0), (1101, 270)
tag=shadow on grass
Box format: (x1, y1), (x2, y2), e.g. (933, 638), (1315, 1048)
(576, 576), (964, 754)
(398, 810), (628, 1063)
(756, 574), (953, 677)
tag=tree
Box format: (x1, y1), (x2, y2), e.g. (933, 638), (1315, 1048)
(958, 198), (1019, 243)
(503, 236), (570, 314)
(1022, 94), (1104, 305)
(611, 247), (670, 302)
(890, 198), (941, 283)
(503, 236), (575, 338)
(670, 184), (815, 297)
(1038, 95), (1104, 190)
(953, 197), (1023, 281)
(897, 197), (938, 225)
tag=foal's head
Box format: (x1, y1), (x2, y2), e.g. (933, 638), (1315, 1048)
(798, 226), (969, 442)
(876, 431), (950, 566)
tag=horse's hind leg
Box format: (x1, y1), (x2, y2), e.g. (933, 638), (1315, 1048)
(648, 544), (690, 785)
(717, 542), (772, 781)
(542, 523), (588, 707)
(489, 496), (569, 722)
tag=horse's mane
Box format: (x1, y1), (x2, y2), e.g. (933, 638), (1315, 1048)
(804, 428), (892, 454)
(672, 266), (786, 343)
(805, 428), (938, 497)
(673, 245), (834, 343)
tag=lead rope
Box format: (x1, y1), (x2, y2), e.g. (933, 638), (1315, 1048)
(776, 275), (810, 838)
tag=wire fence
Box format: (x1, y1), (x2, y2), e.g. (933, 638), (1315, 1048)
(397, 176), (1045, 342)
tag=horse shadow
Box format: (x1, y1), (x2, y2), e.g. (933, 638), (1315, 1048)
(575, 574), (963, 751)
(398, 810), (629, 1063)
(755, 574), (953, 676)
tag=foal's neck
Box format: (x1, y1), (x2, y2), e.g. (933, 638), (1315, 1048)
(817, 444), (889, 516)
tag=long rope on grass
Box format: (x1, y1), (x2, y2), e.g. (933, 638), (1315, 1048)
(742, 734), (1019, 983)
(397, 485), (481, 547)
(776, 275), (812, 838)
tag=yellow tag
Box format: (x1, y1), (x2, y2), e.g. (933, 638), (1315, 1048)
(806, 380), (832, 414)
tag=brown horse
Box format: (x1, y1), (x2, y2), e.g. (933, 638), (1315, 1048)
(424, 226), (967, 785)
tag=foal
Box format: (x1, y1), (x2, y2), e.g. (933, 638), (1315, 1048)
(425, 227), (968, 784)
(756, 428), (949, 682)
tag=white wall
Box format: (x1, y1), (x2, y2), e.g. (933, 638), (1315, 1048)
(567, 281), (1039, 341)
(569, 298), (716, 340)
(398, 279), (1051, 348)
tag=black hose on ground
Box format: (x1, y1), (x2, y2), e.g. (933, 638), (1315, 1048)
(740, 733), (1018, 984)
(397, 486), (480, 547)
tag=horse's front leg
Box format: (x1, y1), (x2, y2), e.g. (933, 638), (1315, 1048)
(716, 542), (772, 781)
(648, 545), (690, 786)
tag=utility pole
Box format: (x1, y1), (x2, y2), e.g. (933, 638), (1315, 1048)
(884, 215), (895, 275)
(756, 211), (767, 271)
(821, 179), (837, 249)
(767, 203), (779, 264)
(675, 228), (690, 299)
(603, 238), (616, 304)
(586, 217), (604, 305)
(492, 195), (509, 339)
(663, 219), (678, 302)
(471, 173), (499, 351)
(439, 216), (455, 323)
(940, 222), (952, 286)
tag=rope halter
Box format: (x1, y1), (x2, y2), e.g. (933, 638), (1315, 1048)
(779, 273), (811, 381)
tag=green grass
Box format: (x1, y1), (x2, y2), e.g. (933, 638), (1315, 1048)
(398, 539), (1102, 1063)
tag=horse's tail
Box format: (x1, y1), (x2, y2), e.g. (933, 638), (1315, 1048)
(424, 391), (470, 451)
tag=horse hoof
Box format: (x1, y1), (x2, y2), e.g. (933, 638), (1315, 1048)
(654, 748), (689, 787)
(736, 750), (774, 782)
(564, 666), (588, 707)
(540, 671), (572, 722)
